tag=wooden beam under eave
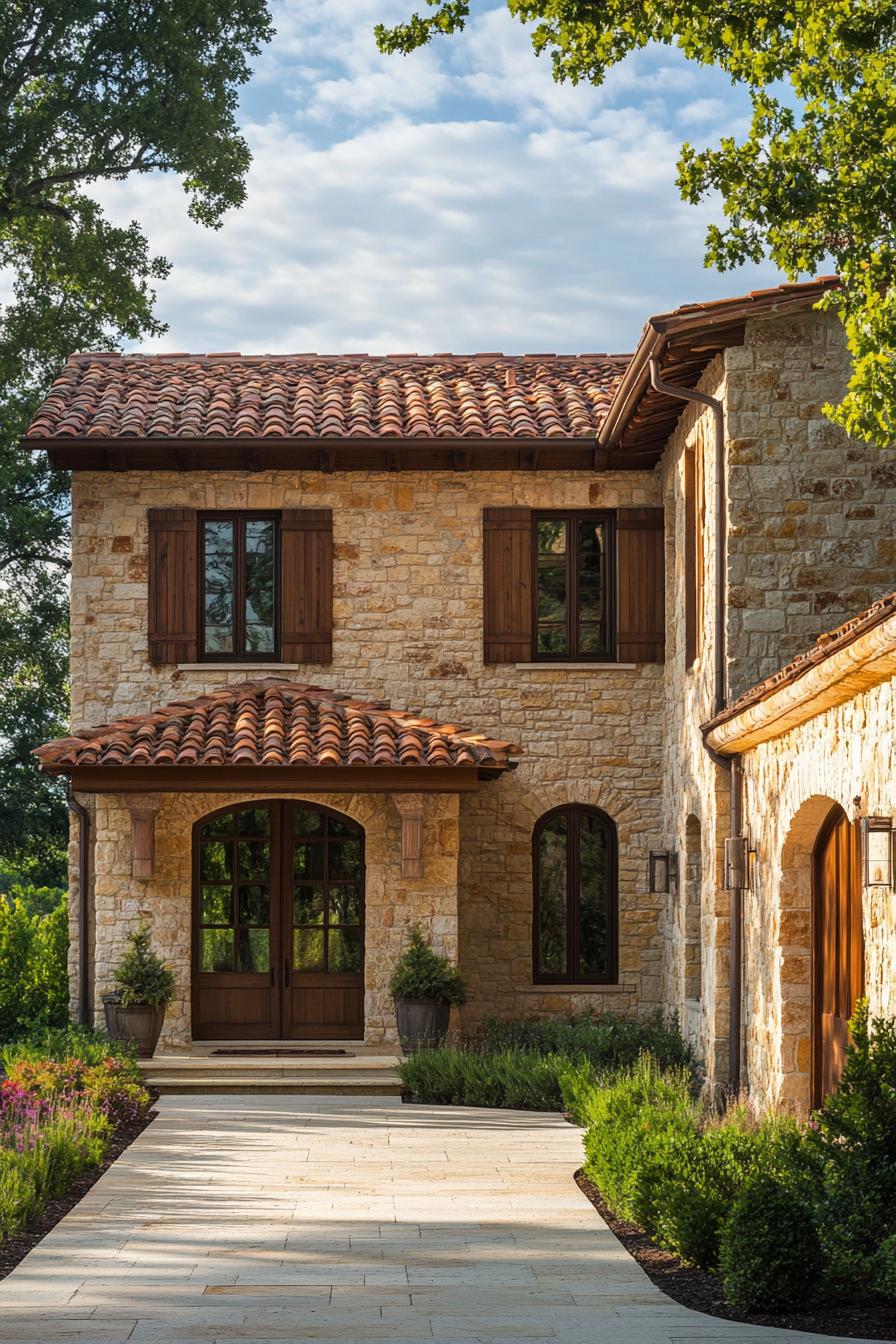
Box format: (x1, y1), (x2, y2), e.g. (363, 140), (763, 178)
(62, 764), (495, 794)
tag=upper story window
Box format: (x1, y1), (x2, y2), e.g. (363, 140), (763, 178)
(534, 512), (613, 660)
(148, 507), (333, 667)
(201, 514), (279, 659)
(533, 804), (618, 984)
(482, 506), (663, 667)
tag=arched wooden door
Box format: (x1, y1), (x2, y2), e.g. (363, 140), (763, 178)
(812, 806), (864, 1106)
(192, 801), (364, 1040)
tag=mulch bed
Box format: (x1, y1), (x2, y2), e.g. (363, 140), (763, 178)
(0, 1105), (158, 1282)
(576, 1169), (896, 1341)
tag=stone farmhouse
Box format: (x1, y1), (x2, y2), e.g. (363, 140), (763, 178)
(26, 275), (896, 1112)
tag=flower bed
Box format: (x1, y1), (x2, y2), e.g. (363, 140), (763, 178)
(0, 1026), (151, 1243)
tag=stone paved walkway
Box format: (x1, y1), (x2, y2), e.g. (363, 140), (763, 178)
(0, 1096), (870, 1343)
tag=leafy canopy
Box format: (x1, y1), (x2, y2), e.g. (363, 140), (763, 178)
(0, 2), (273, 875)
(377, 1), (896, 446)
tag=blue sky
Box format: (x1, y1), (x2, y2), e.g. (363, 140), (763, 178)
(99, 0), (786, 357)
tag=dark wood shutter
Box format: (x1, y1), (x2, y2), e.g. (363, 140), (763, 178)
(148, 508), (198, 664)
(616, 507), (665, 663)
(483, 508), (532, 664)
(281, 509), (333, 663)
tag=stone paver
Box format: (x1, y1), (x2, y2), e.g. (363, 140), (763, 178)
(0, 1096), (873, 1343)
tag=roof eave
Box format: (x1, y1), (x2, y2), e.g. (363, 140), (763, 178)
(703, 610), (896, 755)
(46, 763), (513, 793)
(598, 278), (840, 460)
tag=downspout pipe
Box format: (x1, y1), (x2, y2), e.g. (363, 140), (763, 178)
(65, 783), (91, 1027)
(646, 357), (744, 1095)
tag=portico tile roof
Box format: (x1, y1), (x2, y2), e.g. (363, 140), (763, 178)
(24, 352), (628, 442)
(34, 681), (520, 773)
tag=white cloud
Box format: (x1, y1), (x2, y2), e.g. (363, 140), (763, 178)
(89, 0), (781, 357)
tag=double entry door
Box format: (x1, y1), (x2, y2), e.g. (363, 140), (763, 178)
(192, 801), (364, 1039)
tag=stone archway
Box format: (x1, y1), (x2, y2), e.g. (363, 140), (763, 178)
(776, 794), (842, 1111)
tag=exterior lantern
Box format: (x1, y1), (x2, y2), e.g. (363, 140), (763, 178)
(861, 816), (894, 888)
(724, 836), (753, 892)
(648, 851), (678, 895)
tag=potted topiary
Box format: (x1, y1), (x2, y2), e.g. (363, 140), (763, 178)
(108, 922), (174, 1058)
(389, 924), (466, 1052)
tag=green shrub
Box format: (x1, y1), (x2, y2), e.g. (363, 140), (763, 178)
(872, 1233), (896, 1300)
(810, 1002), (896, 1293)
(388, 925), (466, 1006)
(652, 1110), (805, 1270)
(720, 1173), (824, 1311)
(579, 1055), (698, 1229)
(483, 1008), (695, 1075)
(114, 922), (174, 1008)
(399, 1047), (566, 1110)
(0, 888), (68, 1044)
(2, 1023), (135, 1071)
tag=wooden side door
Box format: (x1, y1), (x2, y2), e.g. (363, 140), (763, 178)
(281, 803), (365, 1040)
(813, 806), (865, 1106)
(192, 803), (281, 1039)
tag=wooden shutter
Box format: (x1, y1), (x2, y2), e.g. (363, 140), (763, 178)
(482, 508), (532, 664)
(147, 508), (198, 664)
(616, 507), (665, 663)
(281, 509), (333, 663)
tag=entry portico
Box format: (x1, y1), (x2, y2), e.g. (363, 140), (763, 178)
(35, 679), (519, 1049)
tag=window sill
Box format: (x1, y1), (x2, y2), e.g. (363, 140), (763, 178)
(514, 662), (638, 671)
(521, 983), (631, 994)
(176, 663), (301, 672)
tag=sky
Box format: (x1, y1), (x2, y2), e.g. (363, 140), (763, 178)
(97, 0), (786, 358)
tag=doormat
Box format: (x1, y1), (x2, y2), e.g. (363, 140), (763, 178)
(211, 1047), (353, 1057)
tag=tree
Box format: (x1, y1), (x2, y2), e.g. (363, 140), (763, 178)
(377, 2), (896, 447)
(0, 1), (273, 874)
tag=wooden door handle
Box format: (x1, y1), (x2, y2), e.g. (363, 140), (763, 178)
(283, 958), (291, 987)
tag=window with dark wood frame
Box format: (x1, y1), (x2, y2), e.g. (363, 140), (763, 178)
(533, 804), (618, 984)
(200, 512), (280, 660)
(532, 511), (614, 660)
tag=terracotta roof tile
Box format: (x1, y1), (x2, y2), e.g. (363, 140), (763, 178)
(24, 354), (628, 443)
(34, 681), (521, 773)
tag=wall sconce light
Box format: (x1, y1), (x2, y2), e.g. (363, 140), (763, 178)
(860, 816), (894, 888)
(649, 851), (678, 895)
(724, 836), (756, 892)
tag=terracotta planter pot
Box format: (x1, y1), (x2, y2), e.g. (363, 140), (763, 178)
(394, 998), (451, 1053)
(111, 1003), (166, 1058)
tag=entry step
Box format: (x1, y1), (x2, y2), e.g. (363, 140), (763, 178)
(139, 1042), (403, 1096)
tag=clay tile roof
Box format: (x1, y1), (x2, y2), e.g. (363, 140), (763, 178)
(703, 589), (896, 732)
(33, 681), (521, 774)
(24, 353), (629, 443)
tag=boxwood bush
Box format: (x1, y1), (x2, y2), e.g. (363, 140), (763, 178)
(483, 1008), (695, 1074)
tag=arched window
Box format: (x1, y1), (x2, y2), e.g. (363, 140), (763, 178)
(533, 805), (617, 983)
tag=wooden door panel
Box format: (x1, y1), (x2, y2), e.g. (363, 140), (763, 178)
(192, 803), (281, 1041)
(813, 809), (864, 1106)
(285, 981), (364, 1040)
(194, 980), (278, 1039)
(193, 801), (364, 1041)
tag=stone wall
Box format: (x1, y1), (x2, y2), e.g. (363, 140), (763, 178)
(69, 466), (667, 1038)
(725, 310), (896, 700)
(90, 789), (461, 1050)
(736, 676), (896, 1111)
(660, 310), (896, 1095)
(659, 357), (732, 1091)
